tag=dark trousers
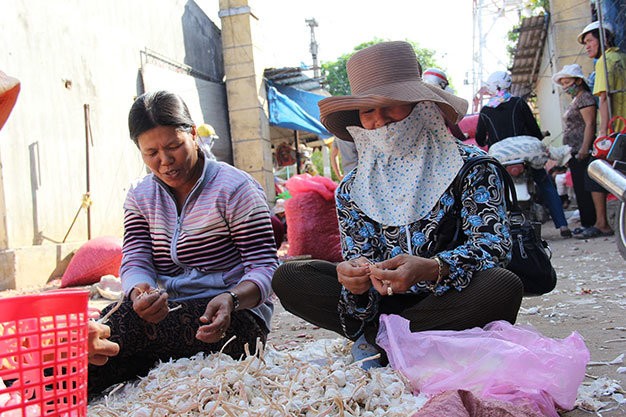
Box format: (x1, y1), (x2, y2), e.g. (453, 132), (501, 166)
(88, 297), (268, 397)
(568, 157), (596, 227)
(531, 168), (568, 228)
(272, 260), (523, 346)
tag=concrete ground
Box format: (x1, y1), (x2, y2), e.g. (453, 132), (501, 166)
(9, 205), (624, 415)
(268, 211), (626, 416)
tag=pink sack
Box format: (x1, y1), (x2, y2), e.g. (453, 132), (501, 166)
(285, 174), (342, 262)
(285, 174), (336, 201)
(61, 236), (123, 287)
(377, 315), (590, 417)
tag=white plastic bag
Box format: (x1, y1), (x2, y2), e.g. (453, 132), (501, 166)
(488, 136), (572, 168)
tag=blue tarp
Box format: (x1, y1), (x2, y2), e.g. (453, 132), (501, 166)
(267, 83), (331, 138)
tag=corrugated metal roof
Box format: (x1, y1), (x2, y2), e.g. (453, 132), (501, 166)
(510, 14), (549, 97)
(264, 67), (323, 92)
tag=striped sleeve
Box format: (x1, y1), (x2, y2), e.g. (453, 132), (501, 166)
(225, 176), (278, 305)
(119, 189), (158, 296)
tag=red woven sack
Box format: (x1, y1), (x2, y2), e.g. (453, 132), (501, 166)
(61, 236), (123, 287)
(285, 174), (342, 262)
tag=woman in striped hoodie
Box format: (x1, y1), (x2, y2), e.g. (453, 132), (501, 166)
(88, 91), (278, 396)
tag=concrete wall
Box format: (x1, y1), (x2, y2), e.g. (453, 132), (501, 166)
(0, 0), (225, 288)
(535, 20), (565, 145)
(538, 0), (595, 144)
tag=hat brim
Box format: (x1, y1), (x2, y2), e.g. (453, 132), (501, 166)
(552, 72), (587, 87)
(0, 75), (20, 130)
(319, 80), (468, 141)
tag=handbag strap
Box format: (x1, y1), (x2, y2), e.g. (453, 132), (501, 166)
(432, 154), (524, 253)
(452, 155), (522, 216)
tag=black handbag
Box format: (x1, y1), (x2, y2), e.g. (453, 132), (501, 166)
(433, 155), (557, 295)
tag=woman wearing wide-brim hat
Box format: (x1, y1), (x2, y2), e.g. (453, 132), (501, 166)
(552, 64), (598, 236)
(272, 41), (523, 368)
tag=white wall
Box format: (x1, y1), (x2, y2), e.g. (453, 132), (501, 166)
(536, 23), (565, 146)
(0, 0), (221, 249)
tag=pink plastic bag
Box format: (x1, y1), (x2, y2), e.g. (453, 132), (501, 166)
(377, 315), (590, 417)
(285, 174), (336, 201)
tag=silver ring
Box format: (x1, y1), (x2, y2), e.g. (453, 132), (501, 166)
(386, 285), (393, 296)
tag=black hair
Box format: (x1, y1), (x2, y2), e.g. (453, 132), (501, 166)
(578, 79), (591, 92)
(128, 90), (195, 145)
(587, 29), (616, 59)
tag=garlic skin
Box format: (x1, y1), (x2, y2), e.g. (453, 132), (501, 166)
(88, 338), (424, 416)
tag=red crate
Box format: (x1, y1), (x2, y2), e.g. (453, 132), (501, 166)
(0, 289), (89, 416)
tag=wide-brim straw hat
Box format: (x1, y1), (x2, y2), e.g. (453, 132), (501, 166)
(0, 71), (20, 130)
(318, 41), (468, 141)
(552, 64), (588, 87)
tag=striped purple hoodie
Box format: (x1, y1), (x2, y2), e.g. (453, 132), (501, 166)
(120, 155), (278, 329)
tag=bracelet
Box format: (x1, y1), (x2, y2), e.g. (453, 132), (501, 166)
(224, 291), (240, 310)
(431, 256), (446, 289)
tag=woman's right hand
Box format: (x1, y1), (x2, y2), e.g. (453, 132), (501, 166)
(336, 258), (372, 295)
(130, 283), (169, 323)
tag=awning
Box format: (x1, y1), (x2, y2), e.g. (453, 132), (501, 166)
(267, 82), (331, 138)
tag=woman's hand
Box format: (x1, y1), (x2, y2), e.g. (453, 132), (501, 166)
(369, 254), (438, 295)
(336, 257), (373, 295)
(130, 283), (169, 323)
(576, 150), (589, 161)
(196, 293), (233, 344)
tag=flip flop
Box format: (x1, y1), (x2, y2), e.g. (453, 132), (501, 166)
(575, 226), (615, 239)
(572, 227), (586, 235)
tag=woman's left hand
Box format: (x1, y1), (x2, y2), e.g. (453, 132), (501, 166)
(369, 254), (437, 295)
(196, 293), (233, 344)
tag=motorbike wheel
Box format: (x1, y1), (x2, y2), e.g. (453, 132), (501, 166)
(617, 201), (626, 261)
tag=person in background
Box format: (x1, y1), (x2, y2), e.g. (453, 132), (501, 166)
(88, 90), (278, 396)
(475, 71), (573, 238)
(577, 20), (624, 238)
(270, 198), (286, 249)
(422, 68), (467, 141)
(196, 123), (219, 160)
(272, 41), (523, 369)
(273, 198), (287, 238)
(579, 21), (626, 137)
(552, 64), (597, 234)
(330, 137), (358, 180)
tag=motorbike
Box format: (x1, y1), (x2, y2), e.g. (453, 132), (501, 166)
(588, 133), (626, 260)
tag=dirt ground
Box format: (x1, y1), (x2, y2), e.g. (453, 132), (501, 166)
(267, 217), (626, 416)
(11, 209), (623, 415)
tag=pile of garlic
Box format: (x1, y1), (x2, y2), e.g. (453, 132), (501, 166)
(88, 338), (428, 416)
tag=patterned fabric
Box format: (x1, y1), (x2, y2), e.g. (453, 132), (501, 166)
(488, 136), (572, 169)
(121, 153), (278, 329)
(336, 141), (512, 303)
(485, 89), (512, 108)
(347, 102), (464, 225)
(88, 297), (268, 396)
(593, 47), (626, 125)
(562, 90), (597, 152)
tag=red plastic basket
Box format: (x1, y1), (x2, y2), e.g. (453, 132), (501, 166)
(0, 289), (89, 416)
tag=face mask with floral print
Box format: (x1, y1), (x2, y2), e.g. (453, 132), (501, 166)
(565, 84), (579, 97)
